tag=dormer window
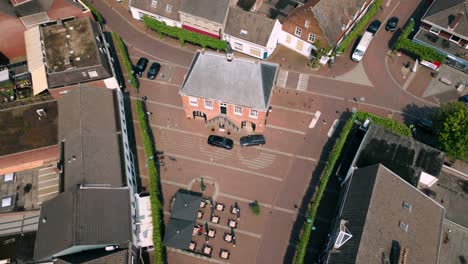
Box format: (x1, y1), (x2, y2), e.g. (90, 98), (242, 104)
(402, 201), (412, 211)
(399, 221), (408, 232)
(295, 27), (302, 37)
(308, 33), (315, 43)
(240, 29), (248, 36)
(305, 20), (310, 28)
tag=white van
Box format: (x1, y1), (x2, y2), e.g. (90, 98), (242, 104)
(351, 31), (373, 62)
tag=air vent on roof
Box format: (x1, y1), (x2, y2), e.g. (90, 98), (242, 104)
(75, 57), (81, 61)
(69, 50), (74, 54)
(399, 221), (408, 232)
(66, 34), (70, 38)
(69, 26), (74, 30)
(402, 201), (412, 211)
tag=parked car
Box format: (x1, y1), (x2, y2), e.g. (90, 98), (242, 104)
(459, 94), (468, 106)
(367, 20), (381, 35)
(240, 135), (266, 147)
(207, 135), (233, 150)
(415, 118), (434, 134)
(135, 57), (149, 77)
(386, 17), (399, 32)
(147, 62), (161, 79)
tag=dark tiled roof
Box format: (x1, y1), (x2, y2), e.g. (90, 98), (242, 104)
(180, 0), (229, 24)
(311, 0), (368, 44)
(58, 86), (124, 191)
(225, 7), (277, 47)
(34, 187), (132, 261)
(56, 248), (131, 263)
(131, 0), (181, 22)
(422, 0), (467, 37)
(355, 124), (445, 186)
(326, 164), (444, 264)
(171, 189), (202, 222)
(163, 218), (194, 249)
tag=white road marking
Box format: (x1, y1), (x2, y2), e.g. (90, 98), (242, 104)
(266, 124), (306, 135)
(297, 74), (309, 91)
(328, 119), (340, 137)
(309, 111), (321, 128)
(276, 70), (288, 87)
(271, 104), (316, 116)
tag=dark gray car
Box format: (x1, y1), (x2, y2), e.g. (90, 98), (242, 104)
(240, 135), (265, 147)
(135, 57), (148, 77)
(207, 135), (233, 149)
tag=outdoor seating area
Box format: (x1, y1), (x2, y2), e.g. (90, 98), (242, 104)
(188, 197), (241, 260)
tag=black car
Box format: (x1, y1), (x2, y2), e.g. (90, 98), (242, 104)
(386, 17), (399, 32)
(240, 135), (266, 147)
(415, 118), (434, 134)
(134, 57), (149, 77)
(459, 94), (468, 106)
(147, 62), (161, 79)
(367, 20), (381, 35)
(207, 135), (233, 150)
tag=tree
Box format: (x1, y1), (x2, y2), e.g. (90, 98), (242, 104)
(431, 102), (468, 161)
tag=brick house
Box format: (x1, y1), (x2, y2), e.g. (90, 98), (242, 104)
(413, 0), (468, 73)
(179, 51), (278, 133)
(280, 0), (375, 57)
(129, 0), (182, 27)
(179, 0), (230, 39)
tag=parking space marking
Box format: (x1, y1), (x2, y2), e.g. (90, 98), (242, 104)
(309, 111), (321, 128)
(218, 192), (297, 215)
(237, 151), (276, 170)
(270, 104), (316, 116)
(139, 78), (181, 88)
(38, 171), (56, 178)
(266, 124), (306, 135)
(276, 70), (288, 88)
(297, 74), (309, 91)
(167, 248), (229, 264)
(130, 98), (184, 110)
(38, 190), (58, 198)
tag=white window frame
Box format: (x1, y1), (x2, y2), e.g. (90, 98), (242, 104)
(399, 221), (408, 232)
(308, 33), (316, 43)
(166, 4), (172, 13)
(295, 27), (302, 37)
(305, 20), (310, 28)
(1, 197), (12, 207)
(240, 29), (248, 36)
(4, 173), (14, 182)
(249, 109), (258, 119)
(151, 0), (158, 8)
(204, 99), (213, 109)
(450, 34), (461, 43)
(234, 42), (243, 50)
(402, 201), (412, 211)
(234, 105), (242, 115)
(429, 27), (440, 35)
(88, 70), (98, 78)
(189, 97), (198, 107)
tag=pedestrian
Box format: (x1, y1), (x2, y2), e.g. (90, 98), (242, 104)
(323, 119), (327, 124)
(142, 96), (147, 101)
(146, 111), (152, 116)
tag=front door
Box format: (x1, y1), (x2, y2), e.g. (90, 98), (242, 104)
(220, 103), (227, 115)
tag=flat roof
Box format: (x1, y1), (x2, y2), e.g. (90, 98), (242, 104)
(439, 219), (468, 264)
(41, 17), (100, 73)
(0, 100), (58, 156)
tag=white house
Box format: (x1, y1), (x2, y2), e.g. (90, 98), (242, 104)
(224, 7), (282, 60)
(129, 0), (182, 28)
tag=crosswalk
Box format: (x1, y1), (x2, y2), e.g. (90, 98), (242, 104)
(237, 151), (276, 170)
(37, 166), (59, 204)
(297, 74), (309, 91)
(276, 70), (288, 88)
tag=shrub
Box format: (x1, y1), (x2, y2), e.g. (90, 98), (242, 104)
(355, 111), (411, 136)
(135, 101), (165, 263)
(111, 32), (139, 89)
(81, 0), (103, 24)
(294, 117), (354, 264)
(143, 16), (227, 51)
(394, 20), (446, 62)
(249, 200), (261, 215)
(336, 0), (383, 53)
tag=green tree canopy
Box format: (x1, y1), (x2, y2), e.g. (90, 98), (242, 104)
(432, 102), (468, 161)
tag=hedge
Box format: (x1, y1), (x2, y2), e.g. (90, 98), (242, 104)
(135, 101), (165, 263)
(143, 16), (227, 51)
(394, 20), (446, 62)
(355, 111), (411, 136)
(111, 32), (139, 89)
(294, 117), (354, 264)
(81, 0), (103, 24)
(336, 0), (383, 53)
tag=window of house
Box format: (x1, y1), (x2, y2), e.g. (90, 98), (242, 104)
(1, 197), (12, 207)
(402, 201), (412, 211)
(305, 20), (310, 28)
(189, 97), (198, 106)
(234, 42), (243, 50)
(429, 27), (440, 34)
(3, 173), (14, 182)
(204, 99), (213, 109)
(308, 33), (316, 43)
(250, 47), (261, 57)
(151, 0), (157, 8)
(234, 105), (242, 115)
(450, 34), (461, 43)
(249, 109), (258, 118)
(166, 4), (172, 13)
(240, 29), (248, 36)
(399, 221), (408, 232)
(295, 27), (302, 37)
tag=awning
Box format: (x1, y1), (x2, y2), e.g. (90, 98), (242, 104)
(24, 26), (48, 95)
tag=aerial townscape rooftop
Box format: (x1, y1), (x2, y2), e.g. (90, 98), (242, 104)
(0, 0), (467, 263)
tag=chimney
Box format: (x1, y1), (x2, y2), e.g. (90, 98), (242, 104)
(448, 12), (463, 30)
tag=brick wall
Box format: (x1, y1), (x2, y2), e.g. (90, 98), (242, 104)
(181, 95), (268, 132)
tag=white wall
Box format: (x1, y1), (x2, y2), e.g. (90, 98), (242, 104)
(129, 6), (182, 28)
(278, 31), (315, 57)
(265, 20), (282, 56)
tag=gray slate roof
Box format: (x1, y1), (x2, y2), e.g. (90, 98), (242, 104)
(355, 124), (445, 186)
(423, 0), (468, 37)
(57, 248), (131, 263)
(34, 187), (132, 261)
(180, 0), (230, 24)
(171, 189), (202, 222)
(131, 0), (181, 22)
(163, 218), (195, 249)
(180, 51), (278, 111)
(225, 7), (277, 47)
(311, 0), (367, 44)
(58, 85), (124, 191)
(326, 164), (444, 264)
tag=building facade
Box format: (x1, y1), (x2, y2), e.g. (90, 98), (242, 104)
(179, 0), (230, 38)
(129, 0), (182, 27)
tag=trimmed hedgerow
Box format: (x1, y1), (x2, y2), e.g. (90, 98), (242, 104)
(135, 101), (164, 263)
(355, 111), (411, 136)
(111, 32), (139, 89)
(143, 16), (227, 51)
(80, 0), (103, 24)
